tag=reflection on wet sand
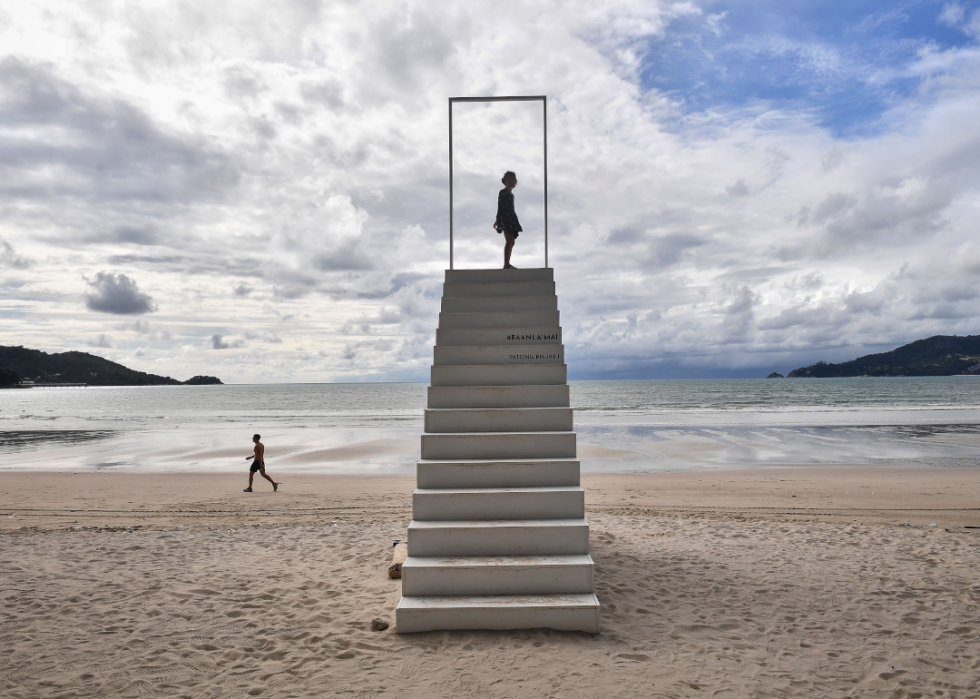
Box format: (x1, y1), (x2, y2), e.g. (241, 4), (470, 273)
(0, 430), (116, 453)
(2, 422), (980, 474)
(577, 423), (980, 472)
(276, 439), (418, 464)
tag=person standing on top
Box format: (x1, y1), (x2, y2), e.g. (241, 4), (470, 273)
(493, 171), (522, 269)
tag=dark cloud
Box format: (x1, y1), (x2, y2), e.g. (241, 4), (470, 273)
(314, 241), (375, 271)
(758, 305), (833, 331)
(725, 286), (756, 316)
(210, 334), (245, 350)
(606, 228), (706, 271)
(0, 57), (239, 205)
(243, 331), (283, 343)
(348, 306), (402, 327)
(274, 102), (302, 125)
(86, 333), (112, 348)
(812, 192), (857, 224)
(250, 117), (278, 141)
(300, 79), (345, 108)
(718, 285), (757, 341)
(648, 233), (706, 269)
(119, 319), (170, 340)
(106, 254), (263, 277)
(223, 65), (266, 100)
(716, 266), (793, 282)
(821, 150), (843, 171)
(109, 226), (159, 245)
(0, 235), (30, 268)
(84, 272), (156, 314)
(107, 254), (185, 266)
(726, 179), (750, 196)
(844, 281), (893, 314)
(607, 227), (644, 245)
(809, 183), (953, 258)
(273, 285), (311, 300)
(234, 283), (253, 296)
(362, 9), (455, 102)
(784, 273), (824, 292)
(389, 272), (433, 294)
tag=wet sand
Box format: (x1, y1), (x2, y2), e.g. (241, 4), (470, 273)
(3, 467), (978, 530)
(2, 469), (979, 697)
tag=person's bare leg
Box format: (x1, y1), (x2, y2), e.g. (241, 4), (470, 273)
(247, 471), (254, 490)
(504, 233), (515, 268)
(259, 468), (278, 491)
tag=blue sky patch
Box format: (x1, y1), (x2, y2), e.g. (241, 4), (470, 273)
(642, 0), (980, 136)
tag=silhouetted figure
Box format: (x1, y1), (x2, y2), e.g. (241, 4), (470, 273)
(244, 433), (278, 492)
(493, 171), (522, 269)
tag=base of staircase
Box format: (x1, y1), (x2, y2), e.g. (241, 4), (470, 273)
(395, 593), (600, 633)
(401, 554), (594, 596)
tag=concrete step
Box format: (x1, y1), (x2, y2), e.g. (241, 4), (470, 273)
(442, 295), (558, 313)
(417, 458), (580, 489)
(424, 407), (572, 433)
(445, 268), (553, 284)
(407, 518), (590, 557)
(421, 431), (575, 460)
(436, 326), (561, 346)
(401, 555), (594, 597)
(443, 281), (555, 297)
(434, 344), (564, 366)
(439, 310), (560, 329)
(427, 385), (569, 409)
(413, 486), (584, 520)
(430, 364), (567, 387)
(396, 593), (599, 633)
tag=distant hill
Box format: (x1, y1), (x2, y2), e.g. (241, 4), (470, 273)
(787, 335), (980, 378)
(0, 346), (223, 386)
(184, 375), (223, 385)
(0, 367), (19, 386)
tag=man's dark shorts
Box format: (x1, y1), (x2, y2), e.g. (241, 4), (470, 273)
(250, 460), (264, 473)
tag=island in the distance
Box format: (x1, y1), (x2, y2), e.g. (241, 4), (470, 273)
(0, 346), (223, 387)
(784, 335), (980, 378)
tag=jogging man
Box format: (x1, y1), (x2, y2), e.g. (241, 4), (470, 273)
(244, 434), (279, 492)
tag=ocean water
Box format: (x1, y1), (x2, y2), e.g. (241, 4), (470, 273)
(1, 378), (979, 472)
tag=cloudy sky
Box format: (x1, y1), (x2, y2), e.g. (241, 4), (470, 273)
(2, 0), (980, 382)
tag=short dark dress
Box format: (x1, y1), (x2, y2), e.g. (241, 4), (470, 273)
(496, 188), (522, 238)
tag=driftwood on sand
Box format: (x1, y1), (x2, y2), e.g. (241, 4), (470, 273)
(388, 542), (408, 579)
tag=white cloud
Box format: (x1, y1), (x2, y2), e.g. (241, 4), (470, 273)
(939, 3), (966, 27)
(0, 0), (978, 380)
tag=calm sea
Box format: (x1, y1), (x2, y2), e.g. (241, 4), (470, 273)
(1, 378), (979, 472)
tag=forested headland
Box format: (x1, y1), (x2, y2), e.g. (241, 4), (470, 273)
(786, 335), (980, 378)
(0, 346), (223, 386)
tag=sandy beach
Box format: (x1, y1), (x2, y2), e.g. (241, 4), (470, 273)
(2, 468), (979, 698)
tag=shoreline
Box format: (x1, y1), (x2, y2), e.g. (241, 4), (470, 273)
(3, 418), (980, 473)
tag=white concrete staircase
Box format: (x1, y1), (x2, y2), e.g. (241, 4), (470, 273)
(395, 267), (600, 633)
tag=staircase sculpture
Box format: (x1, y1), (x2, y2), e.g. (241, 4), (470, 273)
(395, 267), (599, 633)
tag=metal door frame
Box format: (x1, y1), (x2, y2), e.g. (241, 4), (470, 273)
(448, 95), (548, 270)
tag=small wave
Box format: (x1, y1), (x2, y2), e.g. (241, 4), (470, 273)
(0, 430), (117, 453)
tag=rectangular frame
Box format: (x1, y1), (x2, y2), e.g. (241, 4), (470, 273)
(449, 95), (548, 270)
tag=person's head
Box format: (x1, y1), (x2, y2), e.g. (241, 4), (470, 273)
(253, 434), (261, 442)
(502, 171), (517, 189)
